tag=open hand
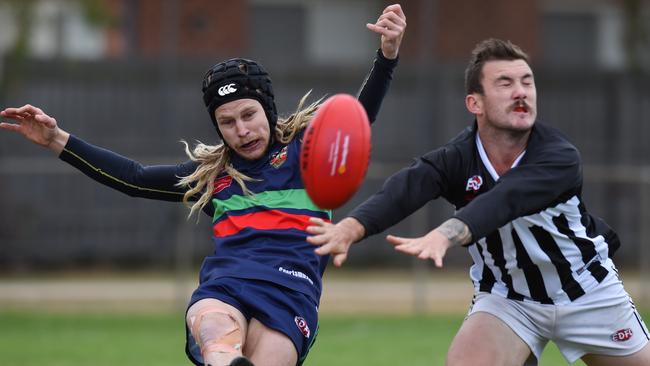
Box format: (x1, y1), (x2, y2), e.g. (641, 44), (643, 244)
(386, 230), (450, 268)
(306, 217), (365, 267)
(1, 104), (69, 153)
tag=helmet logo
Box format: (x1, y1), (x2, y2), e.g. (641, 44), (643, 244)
(218, 83), (238, 96)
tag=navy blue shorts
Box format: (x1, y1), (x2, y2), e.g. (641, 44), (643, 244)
(185, 277), (319, 366)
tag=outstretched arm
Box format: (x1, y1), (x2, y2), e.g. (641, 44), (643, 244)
(307, 194), (472, 269)
(308, 142), (456, 267)
(1, 104), (196, 201)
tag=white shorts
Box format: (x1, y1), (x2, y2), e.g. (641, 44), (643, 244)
(467, 272), (649, 364)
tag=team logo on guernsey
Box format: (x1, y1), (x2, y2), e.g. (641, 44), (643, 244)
(270, 146), (288, 168)
(213, 175), (233, 193)
(611, 328), (633, 342)
(465, 175), (483, 192)
(294, 316), (310, 338)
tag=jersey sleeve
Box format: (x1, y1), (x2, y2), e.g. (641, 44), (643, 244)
(453, 140), (582, 240)
(59, 134), (198, 202)
(357, 49), (398, 124)
(348, 146), (453, 238)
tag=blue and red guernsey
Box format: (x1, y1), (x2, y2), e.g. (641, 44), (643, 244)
(58, 48), (398, 304)
(59, 131), (330, 302)
(205, 131), (330, 301)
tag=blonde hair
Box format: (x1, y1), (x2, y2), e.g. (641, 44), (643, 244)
(177, 91), (323, 219)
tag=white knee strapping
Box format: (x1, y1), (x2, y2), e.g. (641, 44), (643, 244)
(188, 307), (243, 355)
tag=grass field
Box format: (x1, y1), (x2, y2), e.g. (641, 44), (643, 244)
(4, 310), (645, 365)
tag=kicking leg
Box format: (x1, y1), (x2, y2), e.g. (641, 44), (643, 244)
(187, 298), (249, 366)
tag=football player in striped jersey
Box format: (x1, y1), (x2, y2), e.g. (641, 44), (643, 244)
(308, 38), (649, 366)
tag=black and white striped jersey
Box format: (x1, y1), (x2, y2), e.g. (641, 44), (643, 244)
(350, 122), (621, 305)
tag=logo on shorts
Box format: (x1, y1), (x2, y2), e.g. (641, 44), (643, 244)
(465, 175), (483, 192)
(294, 316), (310, 338)
(611, 328), (633, 342)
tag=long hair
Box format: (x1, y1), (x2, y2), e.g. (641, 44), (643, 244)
(177, 91), (323, 219)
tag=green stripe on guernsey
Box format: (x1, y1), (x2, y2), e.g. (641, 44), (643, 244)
(213, 189), (329, 222)
(64, 148), (185, 196)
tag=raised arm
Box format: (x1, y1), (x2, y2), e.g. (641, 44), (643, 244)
(307, 4), (407, 266)
(357, 3), (405, 123)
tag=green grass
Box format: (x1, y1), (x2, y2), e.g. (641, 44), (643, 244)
(310, 315), (586, 366)
(1, 310), (647, 365)
(0, 311), (187, 366)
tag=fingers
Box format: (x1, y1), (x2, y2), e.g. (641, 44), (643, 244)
(368, 4), (406, 31)
(305, 218), (339, 253)
(1, 107), (29, 134)
(308, 217), (326, 225)
(1, 105), (56, 128)
(387, 235), (423, 257)
(386, 234), (446, 267)
(306, 232), (329, 246)
(368, 4), (406, 60)
(305, 225), (326, 236)
(313, 240), (350, 267)
(386, 234), (408, 245)
(383, 4), (405, 19)
(33, 113), (56, 129)
(434, 257), (443, 268)
(306, 217), (329, 233)
(378, 8), (407, 28)
(332, 253), (348, 267)
(366, 23), (397, 38)
(417, 247), (444, 268)
(392, 242), (422, 256)
(3, 104), (42, 118)
(1, 108), (29, 121)
(0, 122), (21, 133)
(307, 222), (352, 266)
(367, 12), (406, 38)
(306, 218), (333, 244)
(313, 241), (337, 256)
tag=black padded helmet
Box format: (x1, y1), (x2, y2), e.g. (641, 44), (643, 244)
(202, 58), (277, 140)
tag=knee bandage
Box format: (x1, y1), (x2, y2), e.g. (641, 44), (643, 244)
(188, 307), (244, 355)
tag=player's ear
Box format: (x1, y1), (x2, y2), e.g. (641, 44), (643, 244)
(465, 94), (482, 115)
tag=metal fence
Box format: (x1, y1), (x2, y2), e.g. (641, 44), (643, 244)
(0, 60), (648, 282)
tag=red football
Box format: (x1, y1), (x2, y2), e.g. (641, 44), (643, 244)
(300, 94), (371, 209)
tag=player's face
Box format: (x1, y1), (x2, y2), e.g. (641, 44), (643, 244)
(215, 98), (270, 160)
(471, 59), (537, 133)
